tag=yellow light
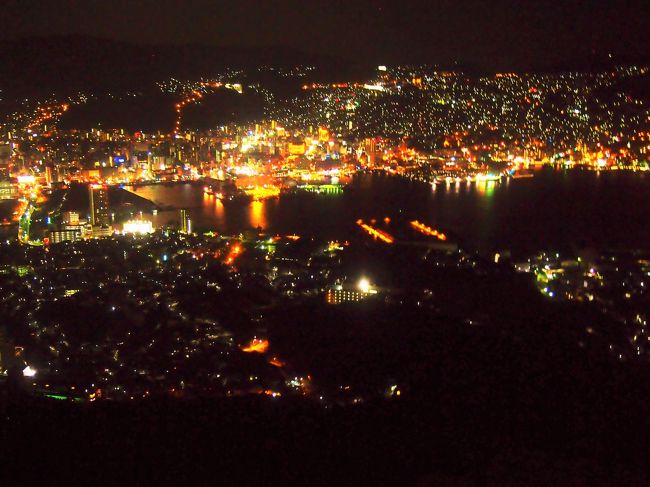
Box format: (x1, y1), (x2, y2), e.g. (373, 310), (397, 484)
(410, 221), (447, 241)
(242, 338), (269, 353)
(357, 220), (394, 244)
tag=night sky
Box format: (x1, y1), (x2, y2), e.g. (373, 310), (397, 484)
(1, 0), (649, 67)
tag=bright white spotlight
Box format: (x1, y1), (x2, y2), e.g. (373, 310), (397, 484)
(23, 365), (37, 377)
(358, 278), (371, 294)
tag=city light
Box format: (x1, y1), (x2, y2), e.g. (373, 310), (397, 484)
(122, 220), (154, 235)
(410, 221), (447, 241)
(244, 185), (281, 200)
(23, 365), (37, 377)
(241, 338), (269, 353)
(17, 175), (36, 184)
(2, 40), (650, 420)
(358, 278), (371, 293)
(356, 220), (394, 244)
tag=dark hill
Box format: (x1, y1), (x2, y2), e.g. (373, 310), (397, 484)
(0, 35), (337, 98)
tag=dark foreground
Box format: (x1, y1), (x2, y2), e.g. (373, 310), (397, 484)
(2, 346), (649, 486)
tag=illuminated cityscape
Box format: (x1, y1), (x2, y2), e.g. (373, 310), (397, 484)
(1, 0), (650, 484)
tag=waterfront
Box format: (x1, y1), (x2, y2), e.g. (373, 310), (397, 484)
(128, 169), (650, 255)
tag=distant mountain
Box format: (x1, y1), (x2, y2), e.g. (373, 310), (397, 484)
(3, 35), (646, 101)
(0, 35), (342, 98)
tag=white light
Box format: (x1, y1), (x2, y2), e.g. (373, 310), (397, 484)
(17, 175), (36, 184)
(122, 220), (154, 235)
(23, 366), (37, 377)
(358, 278), (371, 293)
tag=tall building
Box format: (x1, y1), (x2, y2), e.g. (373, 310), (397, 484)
(363, 138), (377, 167)
(44, 165), (60, 186)
(89, 184), (110, 227)
(180, 209), (191, 234)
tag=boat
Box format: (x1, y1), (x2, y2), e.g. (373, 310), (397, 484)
(511, 169), (535, 179)
(218, 191), (253, 204)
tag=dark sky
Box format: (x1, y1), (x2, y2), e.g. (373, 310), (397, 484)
(1, 0), (648, 67)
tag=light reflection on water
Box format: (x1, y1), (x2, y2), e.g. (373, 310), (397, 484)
(127, 172), (650, 254)
(249, 200), (266, 230)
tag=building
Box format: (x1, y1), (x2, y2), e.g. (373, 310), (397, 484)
(122, 220), (153, 235)
(326, 288), (365, 304)
(0, 179), (15, 200)
(362, 138), (378, 167)
(288, 140), (307, 156)
(45, 165), (60, 186)
(180, 209), (191, 234)
(318, 126), (330, 143)
(325, 278), (379, 305)
(50, 228), (83, 244)
(91, 226), (113, 238)
(89, 184), (110, 227)
(62, 211), (80, 225)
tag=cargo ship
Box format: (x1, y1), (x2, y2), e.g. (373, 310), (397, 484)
(510, 169), (535, 179)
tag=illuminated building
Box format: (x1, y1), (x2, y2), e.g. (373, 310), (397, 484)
(91, 226), (113, 238)
(0, 179), (15, 200)
(44, 165), (60, 186)
(180, 209), (191, 234)
(45, 165), (53, 186)
(318, 126), (330, 142)
(288, 141), (307, 155)
(50, 228), (82, 244)
(362, 138), (377, 166)
(89, 184), (110, 227)
(122, 220), (154, 235)
(326, 289), (365, 304)
(17, 175), (36, 185)
(62, 211), (80, 225)
(326, 279), (378, 305)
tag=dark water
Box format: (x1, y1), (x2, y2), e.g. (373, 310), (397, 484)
(127, 169), (650, 255)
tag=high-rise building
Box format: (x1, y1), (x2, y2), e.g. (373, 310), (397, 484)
(45, 165), (54, 186)
(89, 184), (110, 227)
(363, 138), (377, 167)
(180, 209), (191, 234)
